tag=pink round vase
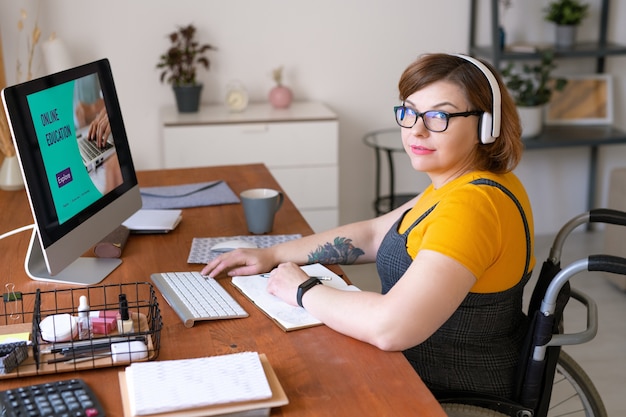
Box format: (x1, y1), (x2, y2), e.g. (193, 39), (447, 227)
(269, 85), (293, 109)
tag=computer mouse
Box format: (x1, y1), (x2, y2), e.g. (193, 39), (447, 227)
(211, 239), (258, 252)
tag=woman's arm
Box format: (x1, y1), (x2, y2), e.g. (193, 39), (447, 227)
(201, 195), (419, 278)
(267, 249), (476, 351)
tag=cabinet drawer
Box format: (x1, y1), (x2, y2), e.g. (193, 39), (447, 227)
(163, 121), (338, 168)
(300, 209), (339, 233)
(270, 166), (338, 209)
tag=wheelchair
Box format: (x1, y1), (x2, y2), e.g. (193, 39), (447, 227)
(439, 208), (626, 417)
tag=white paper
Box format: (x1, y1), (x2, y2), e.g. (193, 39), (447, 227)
(231, 264), (360, 330)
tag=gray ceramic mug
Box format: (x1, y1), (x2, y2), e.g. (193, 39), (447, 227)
(240, 188), (284, 234)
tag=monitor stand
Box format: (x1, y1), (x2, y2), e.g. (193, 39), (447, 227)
(25, 229), (121, 285)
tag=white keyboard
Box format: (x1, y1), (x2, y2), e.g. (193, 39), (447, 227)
(151, 271), (248, 328)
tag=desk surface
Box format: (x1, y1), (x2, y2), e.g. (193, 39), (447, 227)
(0, 164), (445, 416)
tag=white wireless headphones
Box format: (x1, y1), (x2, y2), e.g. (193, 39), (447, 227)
(452, 54), (502, 144)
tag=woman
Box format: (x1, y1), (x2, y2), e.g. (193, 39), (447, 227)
(202, 53), (535, 398)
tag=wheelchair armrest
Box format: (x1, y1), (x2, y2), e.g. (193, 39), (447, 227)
(546, 288), (597, 348)
(541, 255), (626, 315)
(531, 255), (626, 360)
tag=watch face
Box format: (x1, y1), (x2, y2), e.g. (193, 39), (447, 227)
(226, 84), (249, 112)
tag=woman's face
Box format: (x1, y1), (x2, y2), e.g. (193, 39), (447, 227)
(400, 80), (480, 188)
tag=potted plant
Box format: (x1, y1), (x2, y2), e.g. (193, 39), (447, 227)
(544, 0), (590, 48)
(156, 24), (216, 113)
(501, 50), (567, 137)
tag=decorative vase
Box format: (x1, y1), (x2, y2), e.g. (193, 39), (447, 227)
(518, 105), (544, 139)
(269, 85), (293, 109)
(173, 84), (203, 113)
(555, 24), (577, 49)
(0, 155), (25, 191)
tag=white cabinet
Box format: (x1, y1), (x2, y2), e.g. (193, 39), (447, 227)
(161, 102), (339, 232)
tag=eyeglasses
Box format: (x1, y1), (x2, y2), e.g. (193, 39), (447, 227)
(394, 106), (483, 132)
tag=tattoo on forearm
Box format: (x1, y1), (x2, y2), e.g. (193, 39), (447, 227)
(307, 237), (365, 265)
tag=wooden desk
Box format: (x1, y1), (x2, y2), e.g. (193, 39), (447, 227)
(0, 164), (445, 416)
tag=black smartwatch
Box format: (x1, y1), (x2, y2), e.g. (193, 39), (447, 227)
(297, 277), (322, 308)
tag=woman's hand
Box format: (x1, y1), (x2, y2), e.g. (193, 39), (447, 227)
(88, 108), (111, 148)
(266, 262), (310, 306)
(201, 248), (276, 278)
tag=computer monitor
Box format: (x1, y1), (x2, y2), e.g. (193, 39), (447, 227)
(1, 58), (141, 285)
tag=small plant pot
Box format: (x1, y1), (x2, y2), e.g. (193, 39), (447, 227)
(173, 84), (203, 113)
(555, 24), (577, 49)
(518, 105), (544, 139)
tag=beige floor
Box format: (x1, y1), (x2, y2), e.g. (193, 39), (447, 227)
(342, 229), (626, 416)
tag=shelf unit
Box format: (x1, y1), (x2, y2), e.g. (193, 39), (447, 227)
(469, 0), (626, 70)
(468, 0), (626, 213)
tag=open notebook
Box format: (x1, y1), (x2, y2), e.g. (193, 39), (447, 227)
(231, 264), (360, 331)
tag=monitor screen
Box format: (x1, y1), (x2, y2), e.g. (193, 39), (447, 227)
(1, 58), (141, 285)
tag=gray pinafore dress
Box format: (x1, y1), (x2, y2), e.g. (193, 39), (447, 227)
(375, 179), (532, 398)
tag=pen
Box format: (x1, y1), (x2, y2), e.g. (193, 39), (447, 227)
(60, 343), (113, 356)
(66, 352), (112, 364)
(40, 335), (146, 354)
(259, 274), (333, 280)
(47, 351), (111, 365)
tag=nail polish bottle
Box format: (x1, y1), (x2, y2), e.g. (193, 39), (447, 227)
(77, 295), (93, 340)
(117, 294), (134, 334)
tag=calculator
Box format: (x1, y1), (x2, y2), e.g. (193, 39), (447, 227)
(0, 378), (105, 416)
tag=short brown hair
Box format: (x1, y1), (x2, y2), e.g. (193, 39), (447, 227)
(398, 53), (523, 173)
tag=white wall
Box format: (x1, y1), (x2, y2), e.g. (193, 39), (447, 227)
(2, 0), (626, 235)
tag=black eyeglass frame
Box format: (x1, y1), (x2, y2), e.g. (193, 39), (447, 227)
(393, 105), (483, 132)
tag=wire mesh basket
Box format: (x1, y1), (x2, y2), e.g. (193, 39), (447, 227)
(0, 281), (162, 379)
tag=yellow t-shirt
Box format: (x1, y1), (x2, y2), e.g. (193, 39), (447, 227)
(399, 171), (535, 293)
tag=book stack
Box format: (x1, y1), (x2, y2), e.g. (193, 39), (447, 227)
(118, 352), (287, 417)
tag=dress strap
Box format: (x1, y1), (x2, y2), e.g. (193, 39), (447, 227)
(470, 178), (532, 278)
(400, 203), (438, 237)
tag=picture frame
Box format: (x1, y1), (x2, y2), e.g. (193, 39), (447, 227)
(545, 74), (613, 125)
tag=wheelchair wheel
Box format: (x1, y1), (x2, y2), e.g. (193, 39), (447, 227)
(550, 350), (607, 417)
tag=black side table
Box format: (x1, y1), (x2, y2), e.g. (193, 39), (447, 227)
(363, 128), (418, 216)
